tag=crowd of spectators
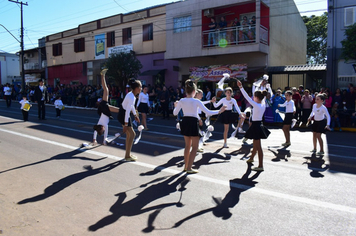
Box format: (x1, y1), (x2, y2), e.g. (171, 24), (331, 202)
(1, 82), (356, 127)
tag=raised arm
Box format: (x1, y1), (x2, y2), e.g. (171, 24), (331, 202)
(237, 80), (257, 108)
(101, 69), (109, 102)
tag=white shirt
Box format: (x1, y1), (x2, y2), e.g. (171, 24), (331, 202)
(137, 92), (150, 107)
(122, 92), (137, 123)
(173, 98), (219, 119)
(213, 97), (241, 114)
(240, 87), (266, 121)
(279, 100), (296, 113)
(309, 104), (331, 125)
(4, 86), (11, 95)
(54, 99), (64, 109)
(19, 99), (30, 109)
(206, 91), (211, 100)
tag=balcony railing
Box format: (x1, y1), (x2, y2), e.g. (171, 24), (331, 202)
(202, 25), (268, 48)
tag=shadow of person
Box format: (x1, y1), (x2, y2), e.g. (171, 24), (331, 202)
(193, 152), (230, 170)
(303, 155), (330, 178)
(228, 145), (253, 160)
(0, 146), (105, 175)
(268, 147), (291, 162)
(88, 173), (190, 232)
(17, 160), (124, 205)
(173, 164), (261, 228)
(140, 156), (184, 176)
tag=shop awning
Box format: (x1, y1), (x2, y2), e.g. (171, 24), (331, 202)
(139, 69), (166, 76)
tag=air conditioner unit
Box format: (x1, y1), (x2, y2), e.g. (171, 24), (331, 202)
(204, 9), (214, 17)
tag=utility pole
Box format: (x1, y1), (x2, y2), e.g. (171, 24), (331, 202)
(9, 0), (28, 90)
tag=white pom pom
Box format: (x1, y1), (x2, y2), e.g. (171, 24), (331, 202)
(275, 109), (279, 113)
(207, 125), (214, 132)
(138, 125), (144, 131)
(176, 122), (180, 130)
(263, 74), (269, 80)
(223, 73), (230, 78)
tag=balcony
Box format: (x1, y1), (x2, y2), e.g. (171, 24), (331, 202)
(202, 25), (268, 48)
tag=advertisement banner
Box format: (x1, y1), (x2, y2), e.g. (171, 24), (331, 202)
(108, 44), (133, 57)
(189, 64), (247, 82)
(95, 34), (105, 60)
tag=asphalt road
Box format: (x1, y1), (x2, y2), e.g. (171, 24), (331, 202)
(1, 101), (356, 236)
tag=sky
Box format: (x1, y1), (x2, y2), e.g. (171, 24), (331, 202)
(0, 0), (327, 54)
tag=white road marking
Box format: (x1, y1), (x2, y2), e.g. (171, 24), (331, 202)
(1, 126), (356, 214)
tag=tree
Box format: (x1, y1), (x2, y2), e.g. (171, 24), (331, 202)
(302, 12), (328, 64)
(104, 51), (143, 92)
(341, 23), (356, 62)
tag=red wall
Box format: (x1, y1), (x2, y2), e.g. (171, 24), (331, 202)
(48, 62), (87, 86)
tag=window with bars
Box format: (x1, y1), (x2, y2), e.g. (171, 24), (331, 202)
(74, 38), (85, 52)
(107, 31), (115, 47)
(123, 28), (132, 45)
(143, 23), (153, 41)
(52, 43), (62, 56)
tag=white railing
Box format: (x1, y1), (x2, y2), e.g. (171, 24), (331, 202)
(202, 24), (269, 48)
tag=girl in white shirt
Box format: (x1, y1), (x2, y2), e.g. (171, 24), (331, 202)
(174, 80), (226, 174)
(308, 93), (331, 155)
(118, 79), (142, 161)
(54, 95), (64, 119)
(278, 90), (296, 146)
(137, 85), (150, 130)
(238, 80), (270, 172)
(212, 87), (245, 148)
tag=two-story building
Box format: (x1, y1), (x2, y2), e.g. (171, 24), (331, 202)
(327, 0), (356, 91)
(165, 0), (307, 89)
(0, 52), (21, 85)
(45, 4), (179, 88)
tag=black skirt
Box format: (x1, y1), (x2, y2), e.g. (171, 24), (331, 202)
(180, 116), (203, 137)
(138, 103), (149, 113)
(312, 119), (327, 133)
(117, 107), (132, 127)
(283, 113), (294, 125)
(244, 121), (270, 140)
(220, 110), (239, 124)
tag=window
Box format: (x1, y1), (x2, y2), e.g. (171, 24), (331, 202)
(107, 31), (115, 47)
(143, 23), (153, 41)
(345, 7), (356, 26)
(173, 15), (192, 33)
(74, 38), (85, 52)
(122, 28), (132, 45)
(52, 43), (62, 56)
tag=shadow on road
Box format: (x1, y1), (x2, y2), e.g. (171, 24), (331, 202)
(303, 155), (330, 178)
(267, 146), (291, 162)
(87, 173), (190, 232)
(140, 156), (185, 176)
(173, 164), (261, 228)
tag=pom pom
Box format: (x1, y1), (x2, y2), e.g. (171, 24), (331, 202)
(275, 109), (279, 113)
(223, 73), (230, 79)
(263, 74), (269, 80)
(176, 122), (180, 130)
(207, 125), (214, 132)
(138, 125), (144, 132)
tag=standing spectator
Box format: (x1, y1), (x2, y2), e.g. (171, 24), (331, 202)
(218, 16), (227, 41)
(264, 92), (274, 123)
(231, 17), (240, 43)
(159, 86), (170, 119)
(292, 87), (302, 124)
(333, 88), (343, 109)
(346, 86), (356, 115)
(301, 89), (313, 125)
(54, 95), (64, 119)
(19, 94), (31, 121)
(330, 102), (342, 131)
(324, 90), (333, 113)
(272, 89), (285, 122)
(208, 17), (217, 46)
(3, 83), (12, 107)
(34, 79), (48, 120)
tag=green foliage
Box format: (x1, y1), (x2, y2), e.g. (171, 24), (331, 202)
(341, 23), (356, 61)
(302, 12), (328, 64)
(104, 51), (143, 90)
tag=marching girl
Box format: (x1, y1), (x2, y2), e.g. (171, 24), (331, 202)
(308, 93), (331, 156)
(173, 80), (226, 174)
(237, 80), (270, 172)
(93, 69), (120, 145)
(212, 87), (245, 148)
(117, 79), (142, 161)
(278, 90), (296, 146)
(137, 85), (150, 130)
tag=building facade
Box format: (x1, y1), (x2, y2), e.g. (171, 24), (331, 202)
(0, 52), (21, 85)
(165, 0), (307, 88)
(327, 0), (356, 91)
(45, 4), (179, 88)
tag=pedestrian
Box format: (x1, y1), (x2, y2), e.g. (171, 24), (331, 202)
(301, 89), (313, 126)
(237, 80), (270, 172)
(54, 95), (64, 119)
(159, 86), (170, 120)
(93, 69), (120, 146)
(212, 87), (245, 148)
(19, 94), (31, 121)
(137, 85), (151, 130)
(34, 79), (48, 120)
(278, 90), (296, 146)
(173, 80), (226, 174)
(308, 93), (331, 156)
(4, 83), (12, 108)
(117, 79), (142, 161)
